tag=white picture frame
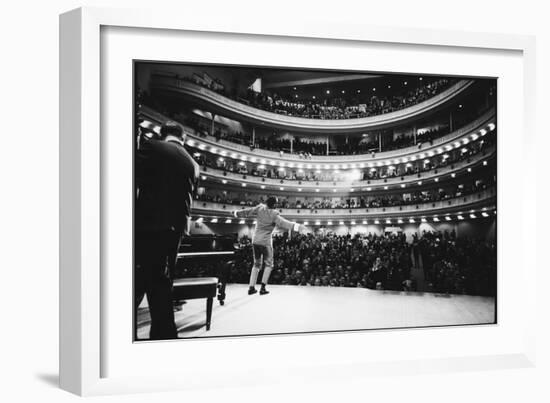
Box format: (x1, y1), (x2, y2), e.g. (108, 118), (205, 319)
(60, 6), (537, 396)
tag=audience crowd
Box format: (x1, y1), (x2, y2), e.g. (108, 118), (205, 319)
(181, 73), (452, 120)
(195, 175), (494, 209)
(177, 231), (495, 296)
(192, 133), (495, 184)
(184, 117), (464, 157)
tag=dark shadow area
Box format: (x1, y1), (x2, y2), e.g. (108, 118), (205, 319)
(177, 321), (207, 333)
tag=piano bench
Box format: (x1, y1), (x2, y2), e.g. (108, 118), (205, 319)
(172, 277), (219, 331)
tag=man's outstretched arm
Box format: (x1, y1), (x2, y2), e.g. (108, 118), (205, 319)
(274, 214), (308, 233)
(233, 204), (262, 219)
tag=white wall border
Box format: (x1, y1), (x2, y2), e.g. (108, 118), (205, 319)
(59, 6), (537, 396)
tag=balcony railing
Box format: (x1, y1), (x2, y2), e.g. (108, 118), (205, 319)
(140, 106), (495, 165)
(151, 77), (474, 133)
(192, 188), (496, 220)
(199, 144), (495, 192)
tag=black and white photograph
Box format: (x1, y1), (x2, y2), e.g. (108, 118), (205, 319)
(134, 62), (497, 341)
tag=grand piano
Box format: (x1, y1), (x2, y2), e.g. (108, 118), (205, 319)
(172, 234), (238, 330)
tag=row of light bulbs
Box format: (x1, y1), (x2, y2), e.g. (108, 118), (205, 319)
(195, 210), (495, 225)
(293, 77), (422, 99)
(206, 165), (485, 192)
(183, 122), (495, 170)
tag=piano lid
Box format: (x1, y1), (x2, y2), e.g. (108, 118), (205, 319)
(178, 234), (237, 257)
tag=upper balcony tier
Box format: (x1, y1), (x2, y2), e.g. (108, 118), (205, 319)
(150, 75), (475, 134)
(139, 106), (495, 166)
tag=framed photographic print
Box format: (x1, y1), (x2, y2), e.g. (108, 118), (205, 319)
(134, 61), (497, 341)
(60, 6), (537, 396)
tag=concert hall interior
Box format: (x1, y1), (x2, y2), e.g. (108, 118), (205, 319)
(134, 62), (497, 341)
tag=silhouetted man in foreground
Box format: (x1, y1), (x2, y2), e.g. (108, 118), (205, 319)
(135, 121), (199, 340)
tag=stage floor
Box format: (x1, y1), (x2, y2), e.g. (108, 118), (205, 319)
(136, 284), (495, 339)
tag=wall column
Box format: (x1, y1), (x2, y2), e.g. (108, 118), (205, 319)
(378, 132), (382, 152)
(326, 136), (330, 155)
(449, 111), (453, 132)
(413, 125), (417, 145)
(251, 126), (256, 146)
(210, 113), (216, 135)
(290, 137), (294, 154)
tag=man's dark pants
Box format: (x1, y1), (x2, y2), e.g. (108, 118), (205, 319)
(135, 230), (180, 340)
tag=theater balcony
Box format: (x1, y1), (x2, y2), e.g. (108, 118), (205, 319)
(139, 106), (495, 165)
(197, 143), (494, 192)
(191, 188), (496, 222)
(150, 75), (474, 134)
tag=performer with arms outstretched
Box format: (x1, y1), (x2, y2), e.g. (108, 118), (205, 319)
(234, 196), (308, 295)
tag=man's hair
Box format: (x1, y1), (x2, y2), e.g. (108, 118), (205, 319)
(159, 121), (184, 140)
(266, 196), (278, 209)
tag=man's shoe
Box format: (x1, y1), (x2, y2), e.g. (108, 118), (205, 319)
(259, 287), (270, 295)
(248, 287), (258, 295)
